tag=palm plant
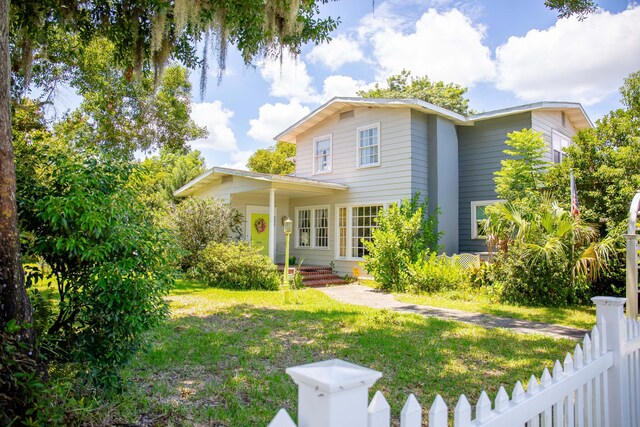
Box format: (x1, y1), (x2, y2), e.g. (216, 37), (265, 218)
(482, 198), (614, 304)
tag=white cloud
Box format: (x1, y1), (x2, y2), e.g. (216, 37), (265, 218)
(321, 75), (370, 99)
(248, 100), (311, 143)
(190, 101), (237, 151)
(360, 7), (495, 86)
(495, 6), (640, 105)
(221, 150), (253, 170)
(259, 54), (319, 103)
(307, 35), (365, 71)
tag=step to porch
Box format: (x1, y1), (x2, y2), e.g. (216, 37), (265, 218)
(276, 265), (346, 288)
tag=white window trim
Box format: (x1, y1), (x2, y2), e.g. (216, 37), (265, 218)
(334, 201), (396, 261)
(313, 134), (333, 175)
(471, 200), (504, 239)
(294, 205), (330, 250)
(551, 129), (571, 164)
(356, 122), (381, 169)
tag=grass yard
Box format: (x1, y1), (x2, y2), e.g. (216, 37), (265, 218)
(88, 280), (578, 426)
(359, 280), (596, 330)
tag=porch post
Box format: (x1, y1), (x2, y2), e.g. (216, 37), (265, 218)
(269, 188), (276, 262)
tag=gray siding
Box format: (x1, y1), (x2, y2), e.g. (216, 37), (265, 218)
(531, 111), (578, 162)
(457, 112), (532, 252)
(410, 110), (429, 200)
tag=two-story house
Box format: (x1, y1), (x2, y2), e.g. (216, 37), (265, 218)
(174, 97), (593, 276)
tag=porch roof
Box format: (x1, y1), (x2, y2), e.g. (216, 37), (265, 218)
(173, 166), (348, 198)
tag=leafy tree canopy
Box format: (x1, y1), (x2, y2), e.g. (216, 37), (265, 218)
(247, 141), (296, 175)
(357, 69), (473, 115)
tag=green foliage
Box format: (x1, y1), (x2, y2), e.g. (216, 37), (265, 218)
(494, 129), (550, 202)
(247, 141), (296, 175)
(15, 138), (177, 387)
(138, 148), (206, 213)
(0, 321), (42, 426)
(544, 70), (640, 294)
(357, 69), (472, 115)
(406, 253), (467, 294)
(544, 0), (598, 19)
(195, 242), (280, 290)
(173, 197), (243, 271)
(484, 200), (614, 306)
(54, 39), (206, 159)
(362, 194), (441, 292)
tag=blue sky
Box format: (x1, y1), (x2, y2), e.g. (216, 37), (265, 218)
(118, 1), (640, 168)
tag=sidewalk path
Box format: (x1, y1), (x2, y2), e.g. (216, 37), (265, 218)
(317, 284), (587, 341)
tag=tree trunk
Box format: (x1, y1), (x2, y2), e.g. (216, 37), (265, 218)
(0, 0), (33, 338)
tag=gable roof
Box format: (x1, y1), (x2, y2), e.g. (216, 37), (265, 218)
(275, 97), (593, 143)
(173, 166), (348, 198)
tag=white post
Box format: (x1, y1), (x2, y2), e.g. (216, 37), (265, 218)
(286, 359), (382, 427)
(269, 188), (276, 262)
(593, 296), (628, 427)
(625, 233), (638, 318)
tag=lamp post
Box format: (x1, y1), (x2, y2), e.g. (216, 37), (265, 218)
(283, 218), (293, 287)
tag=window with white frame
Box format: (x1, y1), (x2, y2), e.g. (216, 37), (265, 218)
(335, 204), (385, 259)
(295, 206), (329, 249)
(313, 135), (332, 174)
(357, 123), (380, 167)
(552, 130), (571, 164)
(471, 200), (503, 239)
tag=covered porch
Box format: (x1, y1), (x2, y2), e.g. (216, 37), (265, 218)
(173, 167), (348, 263)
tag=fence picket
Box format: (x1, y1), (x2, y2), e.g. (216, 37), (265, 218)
(368, 391), (390, 427)
(540, 369), (552, 427)
(527, 376), (540, 427)
(564, 353), (575, 427)
(476, 391), (492, 423)
(453, 395), (472, 427)
(513, 380), (526, 403)
(495, 386), (509, 413)
(400, 394), (421, 427)
(268, 409), (297, 427)
(429, 395), (448, 427)
(552, 361), (565, 426)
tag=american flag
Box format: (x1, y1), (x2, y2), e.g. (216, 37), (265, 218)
(570, 171), (580, 219)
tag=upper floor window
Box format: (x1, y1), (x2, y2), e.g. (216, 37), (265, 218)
(313, 135), (332, 174)
(357, 123), (380, 168)
(552, 130), (570, 164)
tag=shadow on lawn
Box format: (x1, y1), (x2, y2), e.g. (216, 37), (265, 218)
(122, 293), (576, 426)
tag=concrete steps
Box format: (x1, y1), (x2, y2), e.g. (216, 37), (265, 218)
(277, 265), (346, 287)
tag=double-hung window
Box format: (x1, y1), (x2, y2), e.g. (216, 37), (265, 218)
(552, 130), (570, 164)
(313, 135), (332, 174)
(357, 123), (380, 168)
(336, 203), (385, 259)
(295, 206), (329, 249)
(471, 200), (504, 239)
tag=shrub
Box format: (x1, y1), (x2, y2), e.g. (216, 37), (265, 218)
(407, 253), (467, 294)
(196, 242), (280, 290)
(173, 197), (243, 270)
(490, 246), (590, 306)
(362, 194), (440, 292)
(17, 144), (177, 387)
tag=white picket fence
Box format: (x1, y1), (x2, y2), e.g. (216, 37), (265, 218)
(269, 297), (640, 427)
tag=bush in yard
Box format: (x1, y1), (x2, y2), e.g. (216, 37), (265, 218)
(484, 200), (614, 306)
(362, 194), (440, 292)
(196, 242), (280, 290)
(16, 140), (177, 387)
(173, 197), (243, 271)
(407, 253), (467, 293)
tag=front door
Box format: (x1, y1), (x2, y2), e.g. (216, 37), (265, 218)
(246, 206), (275, 257)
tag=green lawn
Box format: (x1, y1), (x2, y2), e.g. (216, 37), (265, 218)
(90, 280), (578, 425)
(359, 280), (596, 330)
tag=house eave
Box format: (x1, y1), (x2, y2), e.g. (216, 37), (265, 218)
(173, 167), (348, 198)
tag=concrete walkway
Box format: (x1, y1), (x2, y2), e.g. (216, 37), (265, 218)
(317, 284), (587, 340)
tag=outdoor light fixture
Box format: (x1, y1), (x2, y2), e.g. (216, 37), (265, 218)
(283, 218), (293, 288)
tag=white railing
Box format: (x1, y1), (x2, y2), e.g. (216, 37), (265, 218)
(269, 297), (640, 427)
(626, 193), (640, 318)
